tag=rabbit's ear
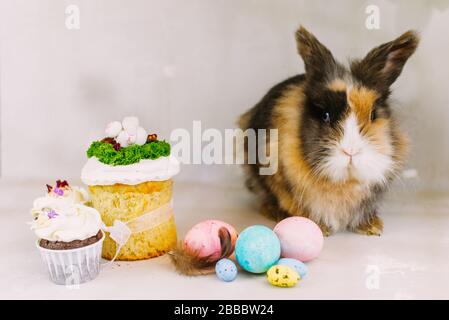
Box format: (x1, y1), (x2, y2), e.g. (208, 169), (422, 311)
(351, 30), (419, 92)
(295, 26), (336, 82)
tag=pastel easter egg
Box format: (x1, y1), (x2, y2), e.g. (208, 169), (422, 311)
(105, 121), (122, 138)
(267, 265), (300, 288)
(277, 258), (308, 279)
(274, 217), (323, 262)
(184, 220), (238, 260)
(235, 225), (280, 274)
(215, 258), (238, 282)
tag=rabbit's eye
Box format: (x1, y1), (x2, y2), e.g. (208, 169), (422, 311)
(370, 109), (376, 121)
(323, 112), (331, 124)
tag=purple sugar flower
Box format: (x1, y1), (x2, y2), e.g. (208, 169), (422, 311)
(53, 187), (64, 196)
(47, 210), (59, 219)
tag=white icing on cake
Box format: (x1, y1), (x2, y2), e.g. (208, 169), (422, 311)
(81, 155), (180, 186)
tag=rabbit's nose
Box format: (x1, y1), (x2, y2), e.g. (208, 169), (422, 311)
(342, 147), (360, 157)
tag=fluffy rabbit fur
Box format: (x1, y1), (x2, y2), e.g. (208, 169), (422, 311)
(238, 26), (419, 236)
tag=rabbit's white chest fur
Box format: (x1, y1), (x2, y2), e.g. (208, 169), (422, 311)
(302, 182), (372, 231)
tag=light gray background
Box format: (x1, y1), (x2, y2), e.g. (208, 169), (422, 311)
(1, 0), (448, 192)
(1, 0), (449, 300)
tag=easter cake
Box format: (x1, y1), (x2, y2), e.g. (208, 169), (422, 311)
(81, 116), (180, 260)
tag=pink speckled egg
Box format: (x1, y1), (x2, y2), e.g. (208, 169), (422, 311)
(184, 220), (238, 260)
(273, 217), (323, 262)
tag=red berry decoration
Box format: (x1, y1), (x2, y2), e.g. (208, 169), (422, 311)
(101, 137), (116, 145)
(113, 142), (121, 151)
(147, 134), (158, 143)
(46, 184), (53, 193)
(56, 180), (69, 188)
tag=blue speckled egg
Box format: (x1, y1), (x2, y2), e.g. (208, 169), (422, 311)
(215, 258), (238, 282)
(277, 258), (308, 279)
(235, 225), (281, 273)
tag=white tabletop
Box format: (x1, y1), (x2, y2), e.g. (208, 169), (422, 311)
(1, 179), (448, 299)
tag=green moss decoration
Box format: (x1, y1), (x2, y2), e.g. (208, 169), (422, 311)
(86, 140), (171, 166)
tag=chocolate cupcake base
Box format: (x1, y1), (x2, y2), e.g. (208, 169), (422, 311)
(39, 230), (103, 250)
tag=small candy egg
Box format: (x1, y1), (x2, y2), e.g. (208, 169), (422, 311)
(135, 126), (148, 146)
(215, 258), (238, 282)
(277, 258), (308, 279)
(105, 121), (122, 138)
(235, 225), (280, 274)
(267, 265), (300, 288)
(116, 130), (130, 147)
(122, 116), (139, 133)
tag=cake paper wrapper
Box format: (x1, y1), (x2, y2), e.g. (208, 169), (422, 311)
(36, 231), (105, 286)
(102, 201), (174, 263)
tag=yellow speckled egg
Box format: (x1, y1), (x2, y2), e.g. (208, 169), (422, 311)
(267, 265), (300, 288)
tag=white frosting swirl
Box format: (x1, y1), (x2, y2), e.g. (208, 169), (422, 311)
(81, 155), (180, 186)
(31, 191), (102, 242)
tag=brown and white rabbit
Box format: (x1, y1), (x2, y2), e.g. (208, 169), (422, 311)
(238, 26), (419, 236)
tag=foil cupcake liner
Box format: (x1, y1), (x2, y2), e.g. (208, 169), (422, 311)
(36, 231), (105, 286)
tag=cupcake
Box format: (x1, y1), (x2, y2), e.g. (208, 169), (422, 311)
(31, 180), (104, 285)
(81, 116), (180, 261)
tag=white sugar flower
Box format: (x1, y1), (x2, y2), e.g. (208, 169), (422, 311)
(107, 117), (147, 147)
